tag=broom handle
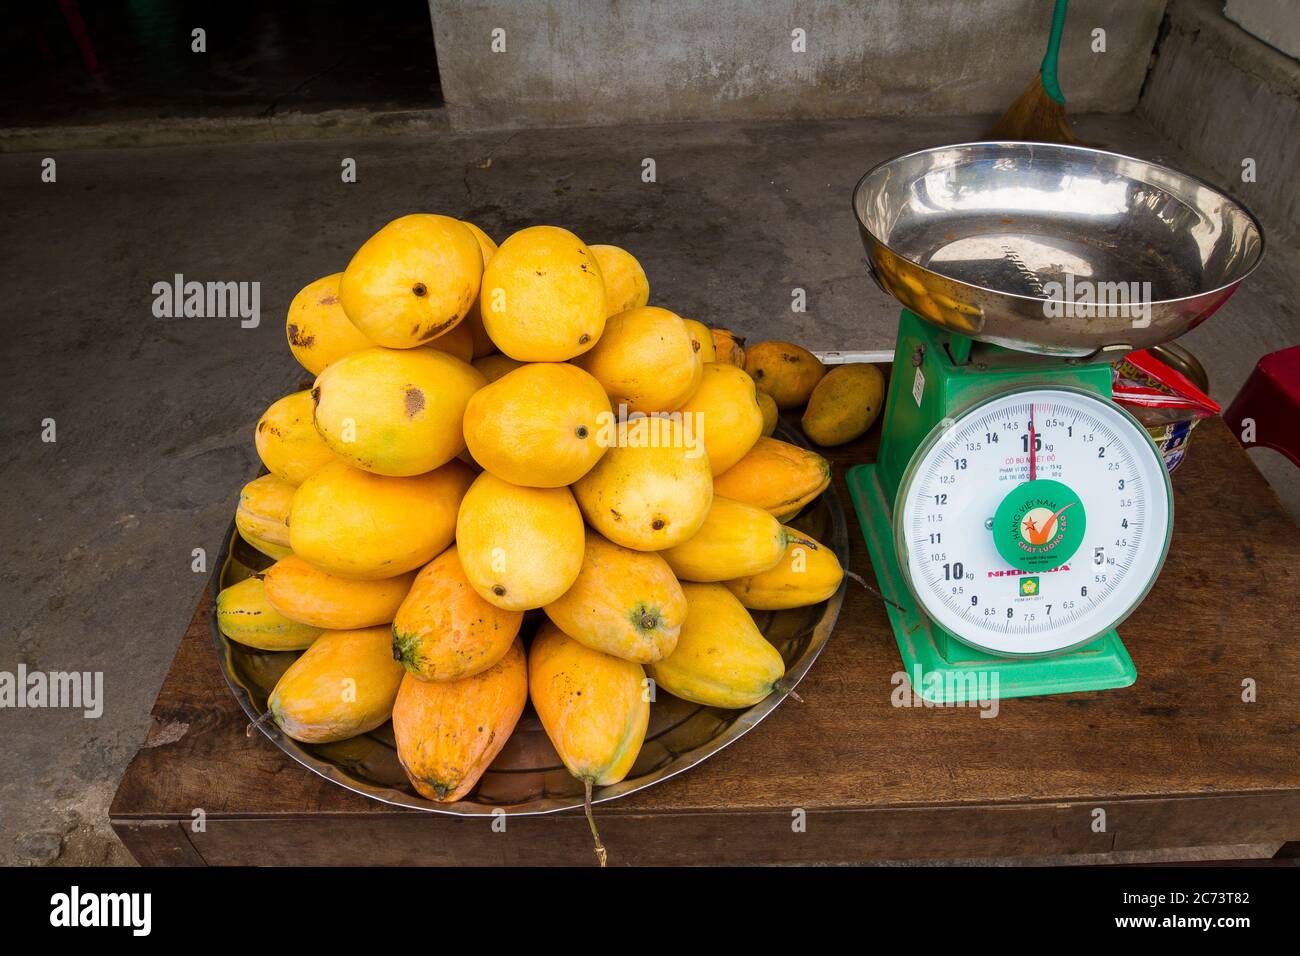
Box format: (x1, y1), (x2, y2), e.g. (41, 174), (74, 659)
(1040, 0), (1069, 104)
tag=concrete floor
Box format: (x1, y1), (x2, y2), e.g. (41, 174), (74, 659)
(1, 112), (1296, 865)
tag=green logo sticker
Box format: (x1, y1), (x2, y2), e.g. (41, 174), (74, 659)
(993, 479), (1086, 572)
(1019, 576), (1040, 597)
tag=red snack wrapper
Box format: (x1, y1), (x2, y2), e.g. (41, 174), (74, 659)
(1112, 349), (1220, 428)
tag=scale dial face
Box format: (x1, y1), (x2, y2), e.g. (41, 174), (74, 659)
(897, 387), (1173, 657)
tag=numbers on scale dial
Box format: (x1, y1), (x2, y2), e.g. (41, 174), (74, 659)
(899, 389), (1170, 656)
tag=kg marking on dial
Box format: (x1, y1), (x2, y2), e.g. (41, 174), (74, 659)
(897, 387), (1172, 657)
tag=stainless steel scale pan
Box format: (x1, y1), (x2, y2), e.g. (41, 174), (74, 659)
(852, 142), (1264, 356)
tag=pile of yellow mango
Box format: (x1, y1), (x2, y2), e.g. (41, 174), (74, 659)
(216, 214), (882, 848)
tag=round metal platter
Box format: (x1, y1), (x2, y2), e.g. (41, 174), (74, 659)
(209, 422), (849, 816)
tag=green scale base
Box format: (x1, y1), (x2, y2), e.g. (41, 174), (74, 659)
(846, 310), (1137, 704)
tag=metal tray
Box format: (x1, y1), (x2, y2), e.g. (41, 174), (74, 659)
(209, 422), (849, 816)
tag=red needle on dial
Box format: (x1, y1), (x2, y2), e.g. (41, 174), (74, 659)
(1028, 404), (1037, 481)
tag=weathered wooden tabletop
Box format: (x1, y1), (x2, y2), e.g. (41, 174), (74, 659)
(111, 416), (1300, 865)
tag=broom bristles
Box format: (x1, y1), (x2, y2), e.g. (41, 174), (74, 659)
(987, 75), (1079, 144)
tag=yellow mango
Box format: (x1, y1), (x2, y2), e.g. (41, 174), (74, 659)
(757, 391), (779, 437)
(529, 622), (649, 786)
(392, 639), (527, 802)
(290, 459), (475, 579)
(801, 363), (885, 446)
(646, 583), (785, 708)
(311, 346), (485, 477)
(480, 225), (606, 361)
(713, 437), (831, 516)
(339, 214), (483, 349)
(676, 363), (763, 475)
(726, 527), (844, 609)
(461, 220), (498, 262)
(216, 575), (322, 651)
(456, 447), (484, 472)
(424, 318), (475, 362)
(392, 546), (523, 681)
(574, 306), (702, 413)
(711, 327), (746, 367)
(590, 244), (650, 316)
(460, 219), (493, 257)
(683, 318), (716, 362)
(234, 473), (295, 560)
(254, 390), (336, 484)
(472, 353), (523, 383)
(463, 311), (495, 360)
(460, 221), (500, 359)
(660, 496), (787, 582)
(268, 626), (405, 743)
(456, 472), (585, 610)
(463, 362), (611, 487)
(286, 273), (375, 375)
(543, 530), (686, 663)
(572, 416), (713, 551)
(744, 340), (826, 408)
(262, 554), (414, 630)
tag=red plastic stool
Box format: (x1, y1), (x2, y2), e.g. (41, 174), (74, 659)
(1224, 345), (1300, 468)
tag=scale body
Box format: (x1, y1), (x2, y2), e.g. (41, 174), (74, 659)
(847, 310), (1175, 703)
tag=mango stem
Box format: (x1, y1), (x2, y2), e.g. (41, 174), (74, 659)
(584, 779), (608, 867)
(844, 569), (905, 613)
(773, 676), (805, 703)
(245, 709), (274, 738)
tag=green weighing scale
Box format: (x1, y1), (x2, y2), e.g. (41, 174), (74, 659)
(844, 143), (1264, 703)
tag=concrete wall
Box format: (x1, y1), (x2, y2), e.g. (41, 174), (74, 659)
(430, 0), (1166, 129)
(1139, 0), (1300, 233)
(1225, 0), (1300, 59)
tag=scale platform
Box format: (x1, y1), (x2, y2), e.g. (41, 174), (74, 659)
(848, 462), (1136, 704)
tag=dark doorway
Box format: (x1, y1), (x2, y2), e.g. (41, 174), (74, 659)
(2, 1), (443, 127)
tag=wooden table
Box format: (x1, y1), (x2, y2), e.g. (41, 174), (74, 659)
(111, 417), (1300, 865)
